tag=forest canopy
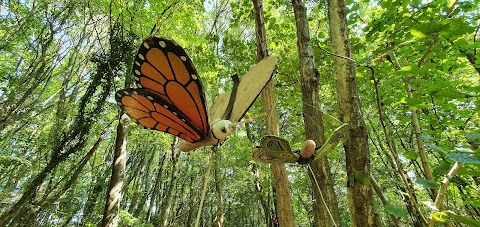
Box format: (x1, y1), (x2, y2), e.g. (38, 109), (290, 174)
(0, 0), (479, 226)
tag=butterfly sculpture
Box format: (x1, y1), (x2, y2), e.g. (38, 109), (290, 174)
(116, 37), (277, 152)
(252, 123), (348, 164)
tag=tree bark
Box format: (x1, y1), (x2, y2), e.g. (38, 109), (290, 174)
(147, 152), (167, 222)
(160, 138), (180, 226)
(213, 150), (224, 227)
(252, 0), (295, 226)
(252, 163), (272, 227)
(369, 173), (401, 227)
(327, 0), (380, 225)
(246, 122), (272, 227)
(292, 0), (341, 226)
(101, 112), (129, 227)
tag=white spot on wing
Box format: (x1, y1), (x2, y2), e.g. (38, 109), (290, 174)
(143, 42), (150, 49)
(191, 74), (198, 80)
(135, 61), (140, 66)
(159, 41), (166, 48)
(135, 70), (141, 75)
(147, 96), (153, 100)
(123, 91), (129, 95)
(138, 54), (145, 60)
(180, 56), (187, 61)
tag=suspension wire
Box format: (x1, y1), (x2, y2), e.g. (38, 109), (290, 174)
(307, 163), (338, 227)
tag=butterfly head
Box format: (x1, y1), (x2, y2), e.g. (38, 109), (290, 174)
(211, 119), (234, 141)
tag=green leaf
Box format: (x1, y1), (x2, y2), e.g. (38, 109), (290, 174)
(455, 147), (474, 153)
(419, 135), (433, 141)
(404, 151), (418, 160)
(465, 133), (480, 141)
(401, 65), (413, 71)
(415, 178), (440, 189)
(411, 0), (421, 6)
(411, 29), (426, 39)
(447, 153), (480, 165)
(456, 167), (480, 177)
(433, 211), (450, 223)
(354, 172), (370, 185)
(400, 97), (428, 109)
(450, 214), (480, 226)
(465, 199), (480, 208)
(0, 155), (31, 166)
(426, 144), (447, 154)
(384, 204), (409, 218)
(446, 0), (456, 8)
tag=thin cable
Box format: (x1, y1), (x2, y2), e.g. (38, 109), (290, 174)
(307, 163), (337, 227)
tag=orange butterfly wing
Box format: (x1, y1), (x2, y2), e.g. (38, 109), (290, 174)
(132, 37), (209, 136)
(116, 88), (205, 143)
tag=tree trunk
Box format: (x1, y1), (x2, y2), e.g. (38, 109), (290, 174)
(147, 152), (167, 222)
(160, 139), (180, 226)
(369, 173), (401, 227)
(128, 148), (147, 213)
(292, 0), (341, 226)
(213, 150), (224, 227)
(252, 0), (295, 226)
(134, 149), (155, 216)
(252, 163), (272, 227)
(101, 112), (129, 227)
(403, 77), (437, 199)
(327, 0), (380, 225)
(246, 123), (272, 227)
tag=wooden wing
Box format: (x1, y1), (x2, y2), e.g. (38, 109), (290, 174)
(132, 36), (209, 137)
(116, 88), (206, 143)
(252, 136), (299, 164)
(209, 56), (277, 122)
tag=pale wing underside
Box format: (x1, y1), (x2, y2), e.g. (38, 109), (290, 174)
(209, 56), (277, 123)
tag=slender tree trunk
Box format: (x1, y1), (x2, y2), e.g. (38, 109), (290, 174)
(160, 139), (180, 226)
(101, 112), (129, 227)
(369, 173), (401, 227)
(370, 66), (427, 226)
(292, 0), (341, 226)
(186, 171), (198, 226)
(252, 0), (295, 226)
(134, 149), (155, 216)
(82, 176), (106, 225)
(252, 163), (272, 227)
(327, 0), (380, 225)
(213, 150), (224, 227)
(246, 123), (271, 227)
(128, 149), (147, 213)
(403, 77), (437, 198)
(147, 152), (167, 222)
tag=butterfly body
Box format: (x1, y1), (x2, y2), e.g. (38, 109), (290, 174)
(116, 37), (277, 151)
